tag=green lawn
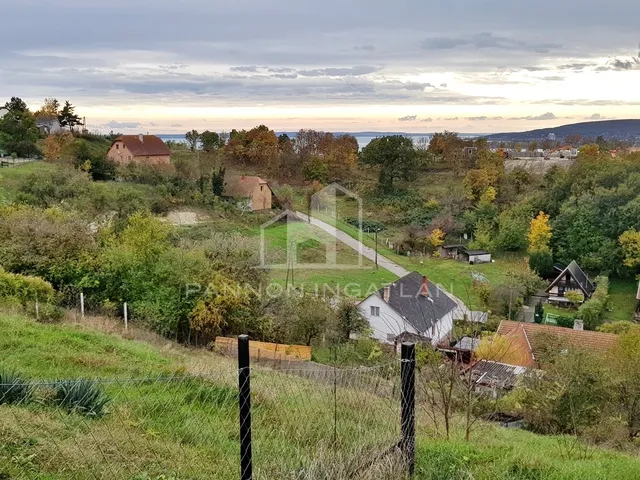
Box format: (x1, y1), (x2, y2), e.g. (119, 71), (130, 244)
(607, 278), (638, 322)
(2, 313), (639, 479)
(0, 161), (60, 202)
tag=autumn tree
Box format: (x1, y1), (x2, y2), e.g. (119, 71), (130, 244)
(35, 98), (60, 118)
(360, 135), (417, 193)
(528, 211), (552, 252)
(58, 101), (82, 131)
(42, 132), (76, 163)
(429, 228), (446, 256)
(619, 229), (640, 269)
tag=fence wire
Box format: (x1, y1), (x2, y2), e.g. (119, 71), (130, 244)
(1, 357), (405, 479)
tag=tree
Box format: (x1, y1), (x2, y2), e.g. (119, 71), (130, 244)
(528, 211), (552, 253)
(619, 229), (640, 269)
(534, 301), (545, 323)
(36, 98), (60, 118)
(58, 101), (82, 131)
(336, 300), (367, 341)
(200, 130), (222, 152)
(429, 228), (446, 256)
(360, 135), (417, 193)
(42, 132), (76, 163)
(529, 249), (554, 277)
(0, 97), (40, 157)
(609, 328), (640, 439)
(185, 130), (199, 151)
(211, 167), (226, 196)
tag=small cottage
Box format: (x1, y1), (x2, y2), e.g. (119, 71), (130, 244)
(223, 175), (273, 212)
(107, 134), (171, 165)
(545, 260), (594, 305)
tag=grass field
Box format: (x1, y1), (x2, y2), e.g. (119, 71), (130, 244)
(1, 313), (640, 479)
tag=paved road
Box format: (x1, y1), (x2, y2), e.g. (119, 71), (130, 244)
(295, 211), (470, 313)
(295, 211), (410, 277)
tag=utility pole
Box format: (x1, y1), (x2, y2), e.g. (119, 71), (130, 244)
(374, 229), (379, 269)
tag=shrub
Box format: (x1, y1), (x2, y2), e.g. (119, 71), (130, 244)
(25, 301), (65, 323)
(53, 379), (109, 417)
(528, 249), (554, 277)
(0, 370), (32, 405)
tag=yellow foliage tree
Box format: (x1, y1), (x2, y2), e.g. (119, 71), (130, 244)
(430, 228), (446, 257)
(528, 211), (552, 253)
(619, 229), (640, 269)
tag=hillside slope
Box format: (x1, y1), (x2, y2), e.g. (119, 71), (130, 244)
(1, 314), (639, 479)
(486, 119), (640, 142)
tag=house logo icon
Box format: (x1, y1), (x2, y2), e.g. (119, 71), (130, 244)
(259, 183), (364, 270)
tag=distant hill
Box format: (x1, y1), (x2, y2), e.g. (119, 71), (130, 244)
(485, 119), (640, 142)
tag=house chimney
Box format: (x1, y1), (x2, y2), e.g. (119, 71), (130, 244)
(383, 286), (391, 303)
(139, 133), (144, 143)
(573, 319), (584, 331)
(421, 276), (429, 297)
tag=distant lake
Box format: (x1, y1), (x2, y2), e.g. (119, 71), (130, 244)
(157, 132), (483, 150)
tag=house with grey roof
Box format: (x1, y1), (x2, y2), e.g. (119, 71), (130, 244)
(545, 260), (595, 305)
(357, 272), (459, 347)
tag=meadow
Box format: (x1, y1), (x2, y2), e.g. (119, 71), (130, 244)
(1, 313), (640, 479)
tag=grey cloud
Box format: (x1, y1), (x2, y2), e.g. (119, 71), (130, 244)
(444, 117), (459, 121)
(421, 32), (561, 53)
(398, 115), (417, 122)
(440, 83), (447, 88)
(466, 116), (488, 121)
(541, 75), (564, 81)
(103, 121), (142, 129)
(587, 113), (602, 120)
(231, 66), (260, 72)
(556, 63), (596, 70)
(354, 45), (375, 51)
(421, 118), (433, 122)
(298, 65), (381, 77)
(171, 124), (183, 127)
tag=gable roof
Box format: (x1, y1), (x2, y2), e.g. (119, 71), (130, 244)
(496, 321), (618, 368)
(223, 175), (271, 198)
(112, 135), (171, 157)
(470, 360), (528, 389)
(372, 271), (458, 334)
(545, 260), (595, 297)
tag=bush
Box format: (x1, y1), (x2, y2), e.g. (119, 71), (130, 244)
(528, 249), (554, 277)
(53, 379), (109, 417)
(25, 301), (65, 323)
(0, 370), (32, 405)
(578, 276), (609, 330)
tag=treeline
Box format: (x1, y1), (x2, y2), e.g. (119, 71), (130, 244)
(0, 97), (83, 158)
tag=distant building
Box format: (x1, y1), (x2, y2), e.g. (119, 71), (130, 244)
(548, 133), (556, 141)
(36, 116), (63, 135)
(223, 175), (273, 211)
(358, 272), (459, 347)
(107, 134), (171, 165)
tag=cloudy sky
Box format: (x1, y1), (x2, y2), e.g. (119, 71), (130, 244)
(2, 0), (639, 134)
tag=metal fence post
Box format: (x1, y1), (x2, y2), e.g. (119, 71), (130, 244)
(238, 335), (253, 480)
(401, 342), (416, 477)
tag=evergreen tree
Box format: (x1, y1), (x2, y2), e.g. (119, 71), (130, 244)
(58, 101), (82, 131)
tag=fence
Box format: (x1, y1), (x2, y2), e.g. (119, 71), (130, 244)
(0, 336), (415, 479)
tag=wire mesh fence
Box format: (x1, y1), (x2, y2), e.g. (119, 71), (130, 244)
(1, 338), (412, 480)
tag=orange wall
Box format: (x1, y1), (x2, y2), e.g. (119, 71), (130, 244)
(107, 142), (170, 165)
(251, 183), (272, 210)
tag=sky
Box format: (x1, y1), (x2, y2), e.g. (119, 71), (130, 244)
(1, 0), (639, 134)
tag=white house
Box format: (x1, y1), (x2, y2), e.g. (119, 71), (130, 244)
(358, 272), (459, 348)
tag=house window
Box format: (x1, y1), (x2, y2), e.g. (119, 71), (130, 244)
(370, 306), (380, 317)
(260, 185), (264, 191)
(116, 144), (119, 149)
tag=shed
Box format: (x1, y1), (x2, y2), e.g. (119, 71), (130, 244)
(461, 249), (492, 264)
(438, 244), (465, 259)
